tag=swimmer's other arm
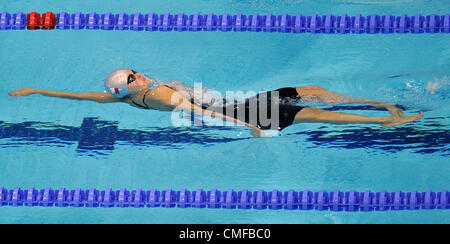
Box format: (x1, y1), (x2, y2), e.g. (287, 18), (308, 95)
(8, 88), (125, 103)
(175, 98), (267, 138)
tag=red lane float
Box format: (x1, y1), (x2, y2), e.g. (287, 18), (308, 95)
(26, 11), (56, 30)
(41, 12), (57, 29)
(26, 12), (41, 30)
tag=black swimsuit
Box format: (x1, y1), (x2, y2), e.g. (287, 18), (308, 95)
(131, 90), (151, 109)
(209, 87), (305, 131)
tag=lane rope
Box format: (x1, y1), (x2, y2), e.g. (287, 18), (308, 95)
(1, 187), (448, 211)
(0, 12), (449, 33)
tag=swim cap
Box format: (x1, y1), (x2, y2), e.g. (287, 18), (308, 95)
(104, 68), (130, 98)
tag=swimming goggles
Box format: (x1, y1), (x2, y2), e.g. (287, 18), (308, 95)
(127, 70), (137, 84)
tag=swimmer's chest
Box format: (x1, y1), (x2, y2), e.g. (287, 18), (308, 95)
(145, 85), (183, 111)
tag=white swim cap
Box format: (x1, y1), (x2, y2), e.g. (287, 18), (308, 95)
(104, 68), (130, 98)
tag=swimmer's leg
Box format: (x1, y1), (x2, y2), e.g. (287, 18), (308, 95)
(293, 107), (423, 128)
(295, 86), (405, 117)
(295, 86), (372, 104)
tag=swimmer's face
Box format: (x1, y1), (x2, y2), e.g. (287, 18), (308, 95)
(127, 69), (151, 95)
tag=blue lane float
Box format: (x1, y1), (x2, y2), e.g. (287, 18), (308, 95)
(0, 11), (449, 33)
(0, 187), (448, 211)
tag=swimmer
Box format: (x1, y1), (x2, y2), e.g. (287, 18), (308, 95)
(8, 68), (423, 137)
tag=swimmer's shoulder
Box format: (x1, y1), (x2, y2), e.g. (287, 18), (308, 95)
(154, 84), (174, 91)
(150, 85), (178, 97)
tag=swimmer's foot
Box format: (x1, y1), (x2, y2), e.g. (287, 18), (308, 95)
(381, 111), (423, 128)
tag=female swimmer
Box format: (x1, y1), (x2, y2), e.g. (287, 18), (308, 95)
(8, 68), (423, 137)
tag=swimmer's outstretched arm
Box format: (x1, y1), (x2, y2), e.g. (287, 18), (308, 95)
(8, 87), (126, 103)
(174, 97), (267, 137)
(9, 87), (267, 137)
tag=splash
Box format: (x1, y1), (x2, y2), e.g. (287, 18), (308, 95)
(378, 76), (449, 111)
(425, 76), (449, 95)
(405, 76), (449, 104)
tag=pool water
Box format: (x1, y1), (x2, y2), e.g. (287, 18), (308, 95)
(0, 0), (449, 223)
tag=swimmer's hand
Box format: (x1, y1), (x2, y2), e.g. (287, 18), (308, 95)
(372, 101), (404, 117)
(251, 128), (268, 138)
(8, 87), (36, 97)
(385, 104), (405, 118)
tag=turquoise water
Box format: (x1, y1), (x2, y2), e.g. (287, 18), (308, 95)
(0, 0), (449, 223)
